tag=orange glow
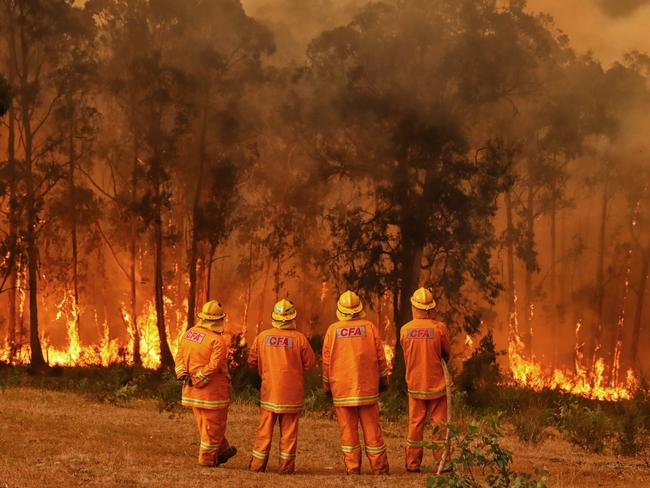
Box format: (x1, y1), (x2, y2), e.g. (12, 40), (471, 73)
(383, 343), (395, 371)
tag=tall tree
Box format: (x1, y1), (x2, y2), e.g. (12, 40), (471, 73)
(1, 0), (88, 368)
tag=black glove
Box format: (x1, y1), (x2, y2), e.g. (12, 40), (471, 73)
(179, 373), (193, 387)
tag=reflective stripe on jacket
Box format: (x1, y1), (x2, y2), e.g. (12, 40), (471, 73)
(400, 318), (450, 399)
(174, 325), (231, 410)
(322, 319), (389, 407)
(248, 328), (316, 413)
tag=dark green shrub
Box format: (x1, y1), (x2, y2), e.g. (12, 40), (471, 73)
(615, 400), (648, 457)
(157, 372), (182, 412)
(427, 416), (548, 488)
(457, 333), (502, 409)
(556, 402), (611, 453)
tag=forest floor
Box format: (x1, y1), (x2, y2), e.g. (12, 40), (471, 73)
(0, 387), (649, 488)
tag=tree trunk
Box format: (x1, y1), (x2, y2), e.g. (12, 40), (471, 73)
(590, 183), (609, 366)
(187, 105), (208, 330)
(17, 9), (45, 369)
(505, 189), (516, 326)
(5, 38), (18, 359)
(130, 144), (140, 365)
(68, 104), (81, 339)
(393, 237), (423, 382)
(153, 180), (174, 369)
(550, 194), (557, 367)
(630, 248), (649, 368)
(523, 180), (534, 358)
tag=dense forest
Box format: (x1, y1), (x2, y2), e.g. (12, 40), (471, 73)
(0, 0), (648, 395)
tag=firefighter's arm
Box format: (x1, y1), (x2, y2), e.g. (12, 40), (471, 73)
(248, 337), (259, 369)
(321, 329), (332, 392)
(174, 341), (188, 380)
(301, 337), (317, 372)
(440, 324), (451, 363)
(194, 336), (226, 388)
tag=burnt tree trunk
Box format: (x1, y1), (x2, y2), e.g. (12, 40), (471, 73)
(630, 247), (649, 368)
(17, 8), (45, 369)
(5, 32), (18, 358)
(187, 104), (208, 330)
(152, 152), (173, 369)
(130, 143), (141, 365)
(505, 189), (516, 324)
(523, 180), (534, 358)
(68, 104), (81, 338)
(393, 236), (423, 381)
(590, 182), (609, 366)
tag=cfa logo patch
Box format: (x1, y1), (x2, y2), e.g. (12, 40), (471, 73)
(336, 326), (366, 338)
(265, 336), (293, 347)
(408, 328), (433, 339)
(185, 330), (205, 344)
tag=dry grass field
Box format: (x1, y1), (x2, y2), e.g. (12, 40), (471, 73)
(0, 387), (648, 487)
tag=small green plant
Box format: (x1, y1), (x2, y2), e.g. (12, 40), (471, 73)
(113, 381), (138, 404)
(157, 372), (182, 412)
(427, 416), (548, 488)
(556, 402), (611, 453)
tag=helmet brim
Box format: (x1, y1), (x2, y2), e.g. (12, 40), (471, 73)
(410, 297), (436, 310)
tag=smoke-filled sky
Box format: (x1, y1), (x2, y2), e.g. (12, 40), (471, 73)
(242, 0), (650, 65)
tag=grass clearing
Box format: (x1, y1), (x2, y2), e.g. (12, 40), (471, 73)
(0, 387), (649, 487)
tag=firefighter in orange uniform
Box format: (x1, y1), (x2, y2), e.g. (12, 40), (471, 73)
(322, 290), (390, 475)
(400, 287), (451, 472)
(248, 299), (316, 474)
(174, 300), (237, 467)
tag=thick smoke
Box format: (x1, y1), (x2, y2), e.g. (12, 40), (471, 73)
(595, 0), (650, 17)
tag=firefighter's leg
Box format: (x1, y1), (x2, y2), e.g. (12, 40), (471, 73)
(428, 396), (448, 462)
(405, 397), (428, 471)
(277, 412), (300, 474)
(194, 407), (227, 466)
(334, 406), (362, 474)
(249, 408), (277, 472)
(359, 403), (389, 475)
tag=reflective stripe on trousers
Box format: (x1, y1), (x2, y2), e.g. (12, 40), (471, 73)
(249, 409), (300, 474)
(334, 403), (389, 475)
(192, 406), (230, 466)
(405, 396), (447, 471)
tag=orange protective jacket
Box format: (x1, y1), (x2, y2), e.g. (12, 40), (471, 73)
(248, 327), (316, 413)
(322, 319), (389, 407)
(174, 325), (231, 409)
(400, 318), (451, 400)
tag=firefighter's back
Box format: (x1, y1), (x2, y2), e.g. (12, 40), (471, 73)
(400, 318), (449, 399)
(325, 319), (382, 406)
(255, 327), (312, 412)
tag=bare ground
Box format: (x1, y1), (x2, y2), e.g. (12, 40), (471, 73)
(0, 387), (648, 487)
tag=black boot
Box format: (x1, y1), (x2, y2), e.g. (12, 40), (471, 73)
(217, 446), (237, 465)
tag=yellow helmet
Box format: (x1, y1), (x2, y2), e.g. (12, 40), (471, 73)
(410, 287), (436, 311)
(271, 298), (297, 322)
(198, 300), (226, 322)
(336, 290), (365, 321)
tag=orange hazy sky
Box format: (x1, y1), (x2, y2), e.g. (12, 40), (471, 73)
(528, 0), (650, 64)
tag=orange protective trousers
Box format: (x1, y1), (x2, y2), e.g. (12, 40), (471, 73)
(249, 409), (300, 473)
(335, 403), (389, 475)
(405, 396), (447, 471)
(192, 407), (230, 466)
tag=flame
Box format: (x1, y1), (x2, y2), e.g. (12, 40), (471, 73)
(383, 343), (395, 371)
(508, 313), (639, 401)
